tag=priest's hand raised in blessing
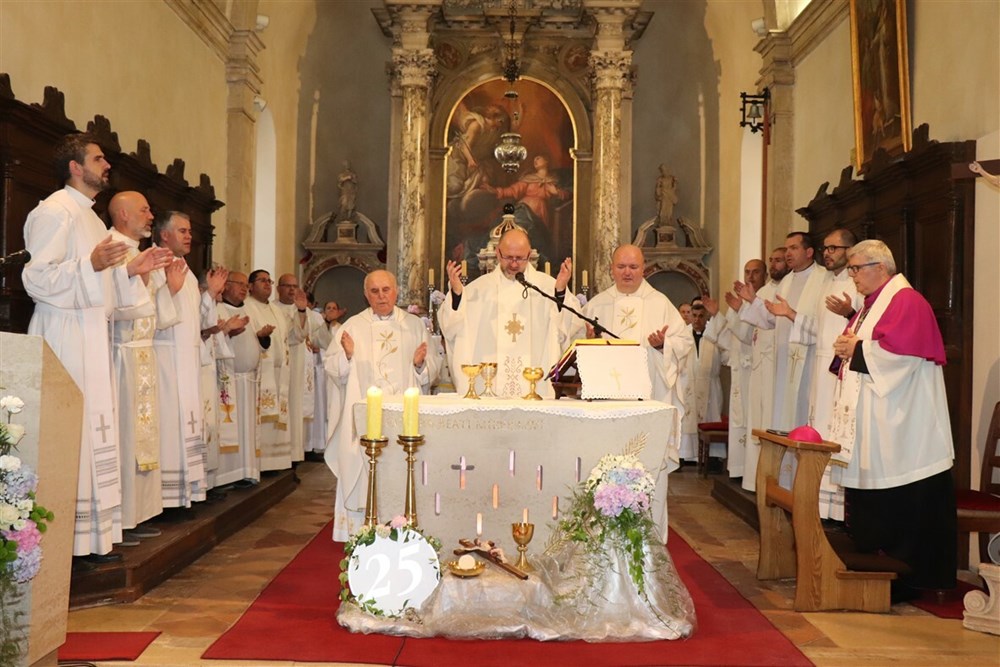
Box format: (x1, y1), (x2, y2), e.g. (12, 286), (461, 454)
(555, 258), (572, 292)
(340, 331), (355, 361)
(445, 260), (463, 296)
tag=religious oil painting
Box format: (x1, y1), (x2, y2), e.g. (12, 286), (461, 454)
(444, 78), (576, 281)
(849, 0), (911, 172)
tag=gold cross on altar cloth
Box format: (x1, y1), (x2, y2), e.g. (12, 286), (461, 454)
(505, 314), (524, 343)
(609, 367), (623, 391)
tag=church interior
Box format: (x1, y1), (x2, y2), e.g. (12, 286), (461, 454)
(1, 0), (999, 665)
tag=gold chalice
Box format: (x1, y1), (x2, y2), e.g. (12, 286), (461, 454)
(480, 362), (498, 398)
(461, 363), (483, 399)
(512, 522), (535, 572)
(522, 367), (544, 400)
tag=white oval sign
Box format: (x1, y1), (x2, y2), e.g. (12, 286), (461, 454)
(347, 528), (440, 616)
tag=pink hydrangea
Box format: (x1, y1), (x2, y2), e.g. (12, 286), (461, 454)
(3, 519), (41, 551)
(389, 515), (409, 529)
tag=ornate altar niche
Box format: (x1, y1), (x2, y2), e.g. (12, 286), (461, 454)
(795, 123), (976, 495)
(0, 74), (223, 334)
(632, 214), (712, 301)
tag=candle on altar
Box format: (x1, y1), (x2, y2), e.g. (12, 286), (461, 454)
(536, 465), (543, 490)
(552, 496), (559, 519)
(492, 484), (499, 509)
(522, 507), (529, 524)
(476, 512), (483, 537)
(365, 386), (382, 438)
(402, 387), (420, 436)
(459, 455), (466, 489)
(581, 269), (588, 288)
(429, 267), (435, 286)
(435, 492), (441, 515)
(575, 457), (581, 483)
(508, 450), (515, 476)
(460, 260), (468, 277)
(544, 261), (551, 275)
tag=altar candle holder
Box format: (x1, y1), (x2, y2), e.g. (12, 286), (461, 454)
(512, 522), (535, 572)
(360, 436), (389, 529)
(398, 433), (426, 528)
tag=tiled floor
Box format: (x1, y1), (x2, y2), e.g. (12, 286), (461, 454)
(66, 462), (1000, 666)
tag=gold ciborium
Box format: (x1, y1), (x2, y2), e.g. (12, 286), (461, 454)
(521, 367), (544, 400)
(480, 362), (498, 398)
(511, 522), (535, 572)
(461, 364), (483, 399)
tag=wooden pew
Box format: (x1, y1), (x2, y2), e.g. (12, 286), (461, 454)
(753, 429), (896, 612)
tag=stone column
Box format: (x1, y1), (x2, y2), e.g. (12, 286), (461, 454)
(755, 32), (794, 251)
(588, 7), (635, 292)
(385, 2), (436, 305)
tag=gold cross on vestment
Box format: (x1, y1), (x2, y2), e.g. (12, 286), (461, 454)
(505, 314), (524, 343)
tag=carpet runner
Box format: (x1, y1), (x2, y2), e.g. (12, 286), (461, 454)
(58, 631), (160, 661)
(203, 521), (812, 666)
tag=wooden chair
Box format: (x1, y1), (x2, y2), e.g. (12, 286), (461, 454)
(696, 419), (728, 478)
(753, 429), (897, 612)
(957, 401), (1000, 564)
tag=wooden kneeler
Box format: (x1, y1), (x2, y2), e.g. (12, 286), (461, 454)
(752, 429), (896, 612)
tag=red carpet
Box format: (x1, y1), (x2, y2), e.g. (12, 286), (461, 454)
(910, 580), (983, 620)
(204, 520), (811, 666)
(58, 631), (160, 661)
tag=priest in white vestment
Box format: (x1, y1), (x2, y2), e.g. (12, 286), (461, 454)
(830, 240), (956, 595)
(791, 229), (862, 520)
(703, 259), (766, 479)
(735, 248), (788, 492)
(305, 300), (341, 455)
(22, 135), (172, 557)
(108, 192), (172, 535)
(439, 228), (584, 399)
(582, 245), (690, 466)
(151, 212), (223, 507)
(678, 303), (723, 460)
(273, 273), (311, 463)
(244, 269), (302, 471)
(325, 270), (440, 541)
(319, 301), (347, 450)
(216, 273), (259, 485)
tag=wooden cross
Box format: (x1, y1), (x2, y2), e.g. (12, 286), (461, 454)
(95, 413), (112, 444)
(505, 314), (524, 343)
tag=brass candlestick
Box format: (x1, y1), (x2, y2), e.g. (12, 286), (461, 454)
(511, 522), (535, 572)
(360, 436), (389, 529)
(521, 367), (544, 400)
(398, 434), (426, 528)
(462, 363), (483, 399)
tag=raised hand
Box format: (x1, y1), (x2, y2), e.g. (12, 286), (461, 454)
(293, 287), (309, 310)
(702, 295), (720, 316)
(341, 330), (355, 360)
(445, 260), (464, 296)
(724, 291), (741, 311)
(555, 257), (572, 292)
(126, 246), (173, 278)
(413, 341), (428, 368)
(165, 258), (189, 295)
(733, 280), (757, 303)
(765, 294), (795, 321)
(826, 291), (854, 317)
(90, 235), (129, 272)
(256, 323), (275, 338)
(227, 315), (250, 337)
(206, 266), (228, 298)
(647, 325), (668, 350)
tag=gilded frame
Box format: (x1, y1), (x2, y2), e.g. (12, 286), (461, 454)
(849, 0), (911, 171)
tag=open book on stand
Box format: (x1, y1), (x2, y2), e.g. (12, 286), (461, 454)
(547, 339), (652, 400)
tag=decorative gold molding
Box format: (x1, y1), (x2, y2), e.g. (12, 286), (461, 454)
(164, 0), (235, 62)
(784, 0), (849, 67)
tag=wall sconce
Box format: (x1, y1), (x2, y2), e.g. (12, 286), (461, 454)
(740, 88), (770, 134)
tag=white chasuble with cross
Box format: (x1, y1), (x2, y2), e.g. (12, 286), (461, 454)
(496, 278), (532, 397)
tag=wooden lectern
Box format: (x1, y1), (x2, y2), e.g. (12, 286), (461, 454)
(0, 333), (82, 667)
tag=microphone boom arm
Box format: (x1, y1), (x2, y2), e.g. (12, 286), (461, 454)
(516, 273), (619, 340)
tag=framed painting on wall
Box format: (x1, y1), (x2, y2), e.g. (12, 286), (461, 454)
(443, 78), (575, 282)
(849, 0), (911, 172)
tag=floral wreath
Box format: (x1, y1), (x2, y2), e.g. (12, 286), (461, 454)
(339, 515), (442, 618)
(0, 395), (54, 667)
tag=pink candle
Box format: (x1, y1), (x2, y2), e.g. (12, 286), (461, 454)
(536, 465), (543, 491)
(422, 461), (428, 486)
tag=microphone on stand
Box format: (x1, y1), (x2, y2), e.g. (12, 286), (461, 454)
(514, 271), (529, 298)
(0, 249), (30, 267)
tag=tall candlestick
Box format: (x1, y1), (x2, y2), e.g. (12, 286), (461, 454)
(365, 386), (382, 439)
(428, 267), (434, 286)
(402, 387), (420, 436)
(522, 507), (529, 524)
(581, 269), (589, 289)
(476, 512), (483, 537)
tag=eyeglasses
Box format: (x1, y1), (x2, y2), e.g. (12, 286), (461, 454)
(277, 283), (298, 289)
(253, 278), (274, 285)
(846, 262), (880, 275)
(821, 245), (851, 253)
(497, 249), (528, 264)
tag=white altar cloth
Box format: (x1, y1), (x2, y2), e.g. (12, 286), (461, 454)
(338, 395), (680, 549)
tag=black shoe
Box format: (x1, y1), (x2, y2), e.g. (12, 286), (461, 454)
(233, 479), (257, 489)
(206, 489), (228, 502)
(890, 582), (920, 604)
(83, 552), (123, 564)
(130, 525), (162, 538)
(119, 534), (142, 547)
(305, 451), (325, 463)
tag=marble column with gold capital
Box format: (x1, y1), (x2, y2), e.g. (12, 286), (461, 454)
(390, 48), (436, 305)
(589, 49), (632, 292)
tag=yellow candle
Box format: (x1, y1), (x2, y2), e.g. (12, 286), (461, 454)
(429, 267), (435, 286)
(402, 387), (420, 436)
(365, 386), (382, 439)
(543, 261), (551, 275)
(460, 260), (468, 277)
(581, 269), (588, 288)
(522, 507), (529, 524)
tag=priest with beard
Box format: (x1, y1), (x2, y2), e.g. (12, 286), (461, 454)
(325, 270), (440, 541)
(439, 227), (583, 399)
(830, 239), (956, 599)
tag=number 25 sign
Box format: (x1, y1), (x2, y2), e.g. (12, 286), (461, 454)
(347, 529), (441, 616)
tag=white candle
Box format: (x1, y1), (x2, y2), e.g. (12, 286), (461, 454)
(552, 496), (559, 519)
(435, 492), (441, 515)
(422, 460), (428, 486)
(544, 261), (551, 275)
(402, 387), (419, 436)
(536, 465), (543, 491)
(522, 507), (529, 524)
(508, 450), (515, 476)
(476, 512), (483, 537)
(492, 484), (499, 509)
(365, 386), (382, 439)
(581, 269), (588, 288)
(429, 267), (434, 286)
